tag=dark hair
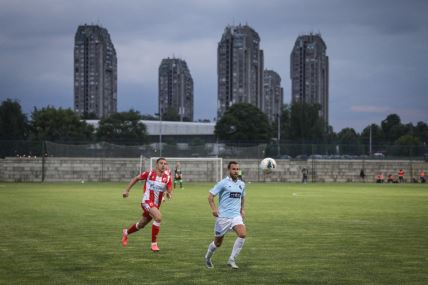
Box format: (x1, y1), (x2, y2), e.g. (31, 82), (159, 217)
(156, 157), (166, 163)
(228, 161), (239, 169)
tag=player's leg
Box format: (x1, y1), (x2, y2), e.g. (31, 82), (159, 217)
(205, 217), (230, 268)
(179, 178), (183, 189)
(205, 235), (223, 269)
(122, 212), (152, 247)
(228, 220), (246, 269)
(136, 210), (153, 231)
(148, 207), (162, 251)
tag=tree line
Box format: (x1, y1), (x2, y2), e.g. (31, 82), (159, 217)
(0, 99), (148, 142)
(215, 102), (427, 147)
(1, 99), (427, 151)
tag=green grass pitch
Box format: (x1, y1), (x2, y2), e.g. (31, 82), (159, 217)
(0, 182), (427, 284)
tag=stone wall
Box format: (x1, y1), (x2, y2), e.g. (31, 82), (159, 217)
(240, 159), (427, 183)
(0, 157), (44, 182)
(0, 157), (141, 182)
(0, 157), (427, 183)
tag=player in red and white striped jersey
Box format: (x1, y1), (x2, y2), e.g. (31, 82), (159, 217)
(121, 157), (173, 251)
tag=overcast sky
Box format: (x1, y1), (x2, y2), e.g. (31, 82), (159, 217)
(1, 0), (427, 132)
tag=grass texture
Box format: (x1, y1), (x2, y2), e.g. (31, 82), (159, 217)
(0, 182), (427, 284)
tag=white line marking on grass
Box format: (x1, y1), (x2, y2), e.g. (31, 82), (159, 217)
(292, 192), (321, 197)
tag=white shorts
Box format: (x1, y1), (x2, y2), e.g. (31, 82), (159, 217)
(214, 215), (244, 237)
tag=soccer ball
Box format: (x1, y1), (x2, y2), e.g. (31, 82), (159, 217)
(260, 157), (277, 173)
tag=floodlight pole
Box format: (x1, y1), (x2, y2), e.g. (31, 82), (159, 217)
(159, 108), (162, 156)
(156, 104), (163, 157)
(369, 124), (372, 156)
(277, 113), (281, 157)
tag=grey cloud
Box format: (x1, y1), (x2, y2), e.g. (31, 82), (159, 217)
(1, 0), (428, 131)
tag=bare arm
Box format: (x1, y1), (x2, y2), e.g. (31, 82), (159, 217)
(166, 183), (173, 199)
(240, 196), (245, 219)
(208, 193), (218, 217)
(122, 175), (141, 198)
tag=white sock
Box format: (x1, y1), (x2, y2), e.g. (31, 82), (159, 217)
(229, 237), (245, 261)
(205, 241), (217, 259)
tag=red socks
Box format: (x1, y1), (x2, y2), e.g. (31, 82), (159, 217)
(151, 221), (161, 242)
(127, 223), (139, 235)
(127, 221), (160, 242)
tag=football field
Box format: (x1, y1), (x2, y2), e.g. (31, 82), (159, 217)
(0, 182), (427, 284)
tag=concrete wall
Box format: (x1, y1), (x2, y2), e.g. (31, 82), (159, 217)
(0, 157), (44, 182)
(1, 157), (427, 183)
(0, 157), (141, 182)
(240, 159), (427, 183)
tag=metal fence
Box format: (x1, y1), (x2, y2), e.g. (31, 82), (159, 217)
(0, 140), (427, 161)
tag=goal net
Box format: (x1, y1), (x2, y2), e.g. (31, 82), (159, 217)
(148, 157), (223, 182)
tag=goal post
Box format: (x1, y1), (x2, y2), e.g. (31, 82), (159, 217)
(148, 157), (223, 182)
(139, 154), (143, 174)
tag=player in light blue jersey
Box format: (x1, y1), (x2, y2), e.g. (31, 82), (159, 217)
(204, 161), (246, 269)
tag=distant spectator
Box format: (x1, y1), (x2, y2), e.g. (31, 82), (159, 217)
(376, 172), (384, 183)
(174, 162), (183, 189)
(398, 169), (405, 183)
(420, 170), (426, 183)
(359, 169), (366, 182)
(387, 174), (398, 183)
(301, 168), (308, 184)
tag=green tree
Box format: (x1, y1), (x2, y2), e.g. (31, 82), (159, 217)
(279, 104), (292, 140)
(361, 123), (384, 145)
(324, 125), (337, 144)
(96, 110), (148, 142)
(381, 114), (405, 143)
(82, 112), (97, 120)
(391, 135), (423, 156)
(337, 128), (359, 144)
(215, 103), (272, 142)
(0, 99), (28, 139)
(162, 107), (180, 121)
(381, 114), (401, 131)
(337, 127), (361, 155)
(141, 114), (158, 120)
(414, 121), (428, 143)
(31, 107), (94, 141)
(395, 135), (422, 146)
(289, 102), (326, 141)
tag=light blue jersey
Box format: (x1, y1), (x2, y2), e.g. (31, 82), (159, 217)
(210, 176), (246, 218)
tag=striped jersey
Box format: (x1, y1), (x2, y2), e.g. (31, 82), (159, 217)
(140, 170), (172, 207)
